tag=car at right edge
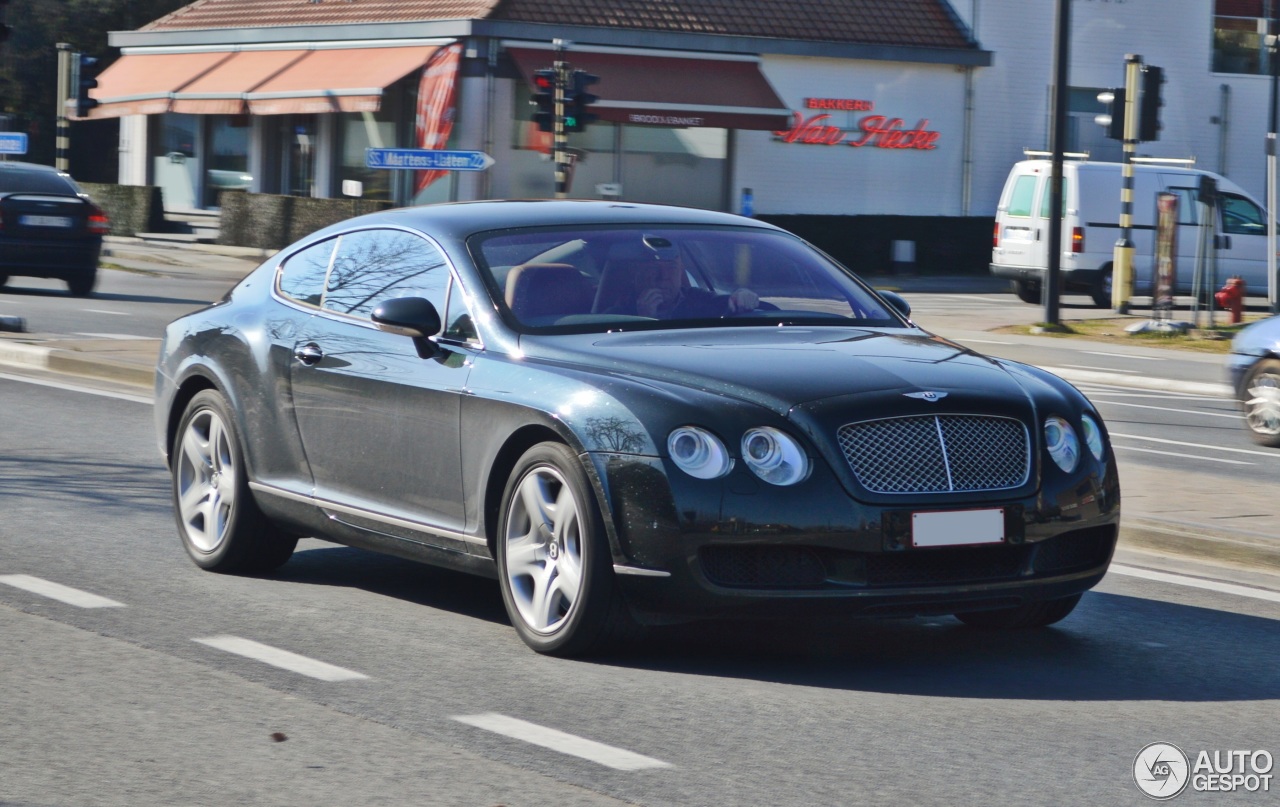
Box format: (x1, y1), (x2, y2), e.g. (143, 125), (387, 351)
(1228, 315), (1280, 446)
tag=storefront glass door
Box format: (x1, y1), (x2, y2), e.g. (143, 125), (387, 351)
(281, 115), (318, 197)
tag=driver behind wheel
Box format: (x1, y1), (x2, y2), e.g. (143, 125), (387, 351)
(625, 257), (759, 318)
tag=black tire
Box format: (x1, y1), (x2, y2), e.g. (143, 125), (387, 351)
(1012, 280), (1040, 304)
(1241, 358), (1280, 447)
(954, 593), (1082, 629)
(67, 270), (97, 297)
(171, 389), (297, 573)
(496, 441), (642, 656)
(1090, 268), (1112, 309)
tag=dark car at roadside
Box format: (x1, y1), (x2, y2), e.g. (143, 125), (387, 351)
(0, 161), (109, 296)
(154, 200), (1121, 656)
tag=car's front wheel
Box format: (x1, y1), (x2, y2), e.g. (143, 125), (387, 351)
(1242, 359), (1280, 446)
(496, 442), (640, 656)
(954, 593), (1081, 629)
(172, 389), (297, 573)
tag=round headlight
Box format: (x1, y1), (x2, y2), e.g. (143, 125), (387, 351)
(1044, 415), (1080, 473)
(741, 427), (810, 486)
(1080, 414), (1105, 461)
(667, 426), (733, 479)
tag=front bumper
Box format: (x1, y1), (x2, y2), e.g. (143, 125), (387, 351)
(989, 262), (1103, 292)
(593, 450), (1120, 623)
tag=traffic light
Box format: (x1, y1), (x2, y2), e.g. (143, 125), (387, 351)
(73, 54), (99, 117)
(1096, 88), (1125, 140)
(1139, 65), (1163, 142)
(564, 69), (599, 133)
(530, 68), (556, 133)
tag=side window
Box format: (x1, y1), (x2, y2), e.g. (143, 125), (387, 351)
(1220, 193), (1265, 235)
(1166, 187), (1202, 226)
(277, 238), (337, 307)
(1006, 175), (1037, 217)
(1038, 177), (1068, 218)
(322, 229), (450, 322)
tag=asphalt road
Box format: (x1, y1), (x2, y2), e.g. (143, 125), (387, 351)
(2, 358), (1279, 806)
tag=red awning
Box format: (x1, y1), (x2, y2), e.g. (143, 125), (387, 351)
(506, 47), (791, 131)
(245, 45), (440, 115)
(86, 51), (235, 119)
(170, 49), (311, 115)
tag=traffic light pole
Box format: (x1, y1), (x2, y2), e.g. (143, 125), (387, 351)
(55, 43), (71, 171)
(1111, 54), (1142, 314)
(553, 39), (569, 199)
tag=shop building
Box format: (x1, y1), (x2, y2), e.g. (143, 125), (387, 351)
(87, 0), (989, 223)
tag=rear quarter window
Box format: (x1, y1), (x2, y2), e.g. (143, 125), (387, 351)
(1006, 175), (1037, 218)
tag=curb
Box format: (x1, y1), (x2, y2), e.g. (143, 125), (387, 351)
(0, 340), (154, 389)
(1119, 517), (1280, 574)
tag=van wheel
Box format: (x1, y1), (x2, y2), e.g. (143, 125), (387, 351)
(1090, 269), (1112, 309)
(1012, 280), (1040, 304)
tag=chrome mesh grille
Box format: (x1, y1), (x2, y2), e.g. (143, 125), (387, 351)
(837, 415), (1029, 494)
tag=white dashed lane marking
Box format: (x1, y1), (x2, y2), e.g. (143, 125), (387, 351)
(193, 636), (369, 681)
(454, 712), (673, 771)
(0, 574), (125, 608)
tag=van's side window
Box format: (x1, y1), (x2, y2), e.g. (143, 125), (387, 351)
(1166, 188), (1202, 226)
(1038, 179), (1068, 217)
(1007, 176), (1037, 217)
(1220, 193), (1266, 235)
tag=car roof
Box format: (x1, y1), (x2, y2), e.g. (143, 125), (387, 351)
(0, 161), (65, 176)
(306, 199), (784, 244)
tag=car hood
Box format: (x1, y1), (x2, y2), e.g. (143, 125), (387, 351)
(519, 326), (1031, 414)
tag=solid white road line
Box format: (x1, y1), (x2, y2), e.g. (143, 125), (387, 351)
(1113, 445), (1252, 465)
(453, 712), (672, 771)
(1095, 400), (1242, 419)
(193, 636), (369, 682)
(1110, 564), (1280, 605)
(1081, 350), (1166, 361)
(0, 372), (152, 404)
(1110, 432), (1280, 458)
(0, 575), (124, 608)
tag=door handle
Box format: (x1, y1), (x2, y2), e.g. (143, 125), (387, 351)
(294, 343), (323, 366)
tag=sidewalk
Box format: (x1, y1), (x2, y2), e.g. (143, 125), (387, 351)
(1, 242), (1277, 575)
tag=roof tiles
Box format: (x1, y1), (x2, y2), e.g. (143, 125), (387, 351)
(142, 0), (975, 50)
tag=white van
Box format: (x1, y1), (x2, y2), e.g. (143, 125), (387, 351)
(990, 159), (1270, 307)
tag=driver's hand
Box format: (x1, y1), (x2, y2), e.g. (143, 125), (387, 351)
(637, 288), (667, 317)
(727, 288), (759, 313)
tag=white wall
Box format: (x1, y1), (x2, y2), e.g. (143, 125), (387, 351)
(739, 56), (968, 216)
(956, 0), (1272, 215)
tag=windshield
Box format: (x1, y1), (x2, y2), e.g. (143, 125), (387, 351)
(469, 224), (906, 333)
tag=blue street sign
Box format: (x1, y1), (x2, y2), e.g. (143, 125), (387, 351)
(0, 133), (29, 156)
(365, 148), (494, 171)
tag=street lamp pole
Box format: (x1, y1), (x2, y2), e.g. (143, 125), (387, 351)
(1044, 0), (1071, 326)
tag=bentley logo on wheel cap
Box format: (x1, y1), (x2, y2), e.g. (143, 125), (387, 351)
(904, 391), (948, 402)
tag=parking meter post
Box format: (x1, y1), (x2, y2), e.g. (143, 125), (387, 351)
(1112, 54), (1142, 315)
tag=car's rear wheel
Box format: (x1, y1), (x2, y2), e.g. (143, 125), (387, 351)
(172, 389), (297, 573)
(954, 593), (1081, 629)
(67, 270), (96, 297)
(497, 442), (640, 656)
(1090, 267), (1113, 309)
(1012, 280), (1040, 304)
(1242, 359), (1280, 446)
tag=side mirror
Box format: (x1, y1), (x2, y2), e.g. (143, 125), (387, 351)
(877, 289), (911, 319)
(371, 296), (441, 338)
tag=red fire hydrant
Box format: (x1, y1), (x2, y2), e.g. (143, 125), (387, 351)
(1215, 276), (1246, 324)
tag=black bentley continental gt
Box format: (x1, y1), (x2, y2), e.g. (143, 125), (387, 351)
(154, 200), (1120, 656)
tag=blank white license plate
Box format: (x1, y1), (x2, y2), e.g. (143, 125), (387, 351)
(912, 508), (1004, 547)
(20, 215), (72, 228)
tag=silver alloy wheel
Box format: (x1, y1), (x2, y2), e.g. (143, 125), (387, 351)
(175, 407), (238, 554)
(1245, 371), (1280, 437)
(503, 464), (585, 634)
